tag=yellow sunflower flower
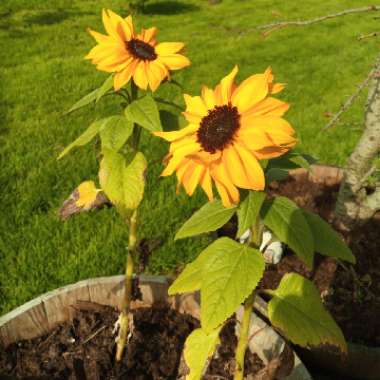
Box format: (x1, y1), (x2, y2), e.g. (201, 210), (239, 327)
(85, 9), (190, 91)
(154, 66), (297, 207)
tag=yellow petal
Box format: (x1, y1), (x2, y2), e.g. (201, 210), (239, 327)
(253, 146), (291, 160)
(220, 65), (238, 104)
(102, 9), (122, 41)
(214, 179), (239, 207)
(184, 94), (208, 117)
(201, 86), (216, 110)
(270, 83), (285, 94)
(200, 168), (214, 201)
(154, 124), (199, 142)
(88, 29), (113, 44)
(234, 144), (265, 190)
(237, 127), (274, 151)
(114, 64), (134, 90)
(146, 61), (166, 91)
(106, 9), (133, 41)
(244, 97), (289, 117)
(158, 54), (190, 70)
(155, 42), (185, 55)
(232, 71), (269, 114)
(222, 145), (251, 189)
(139, 27), (157, 44)
(133, 60), (149, 90)
(241, 115), (295, 137)
(95, 53), (130, 71)
(161, 142), (201, 176)
(182, 162), (205, 196)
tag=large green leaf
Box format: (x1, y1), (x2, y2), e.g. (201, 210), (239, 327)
(260, 197), (314, 268)
(58, 117), (112, 159)
(125, 95), (162, 132)
(65, 75), (113, 114)
(175, 200), (236, 240)
(168, 241), (220, 295)
(99, 149), (147, 211)
(302, 211), (356, 264)
(236, 191), (266, 238)
(184, 327), (221, 380)
(201, 237), (265, 332)
(268, 273), (347, 352)
(100, 116), (133, 152)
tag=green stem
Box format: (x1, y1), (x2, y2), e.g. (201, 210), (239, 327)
(234, 292), (256, 380)
(116, 209), (138, 361)
(115, 81), (140, 362)
(234, 213), (263, 379)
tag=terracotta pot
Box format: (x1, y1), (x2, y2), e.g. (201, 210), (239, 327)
(0, 275), (311, 379)
(287, 165), (380, 380)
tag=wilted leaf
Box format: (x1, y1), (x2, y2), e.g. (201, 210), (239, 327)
(59, 181), (109, 220)
(175, 200), (236, 240)
(268, 273), (347, 352)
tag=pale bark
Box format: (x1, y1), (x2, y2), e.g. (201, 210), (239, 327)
(335, 52), (380, 228)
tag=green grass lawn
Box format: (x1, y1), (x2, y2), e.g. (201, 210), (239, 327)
(0, 0), (378, 315)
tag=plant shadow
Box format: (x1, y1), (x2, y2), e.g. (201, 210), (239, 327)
(143, 1), (199, 15)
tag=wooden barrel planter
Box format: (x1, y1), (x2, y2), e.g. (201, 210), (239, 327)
(0, 275), (311, 379)
(286, 165), (380, 380)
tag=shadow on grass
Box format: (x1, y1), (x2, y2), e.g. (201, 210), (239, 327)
(24, 9), (92, 26)
(143, 1), (199, 15)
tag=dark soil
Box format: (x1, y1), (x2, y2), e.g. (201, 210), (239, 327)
(0, 303), (266, 379)
(265, 176), (380, 347)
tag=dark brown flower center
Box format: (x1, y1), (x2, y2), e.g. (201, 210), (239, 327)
(197, 104), (240, 153)
(126, 39), (157, 61)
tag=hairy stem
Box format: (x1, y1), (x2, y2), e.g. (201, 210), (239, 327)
(234, 292), (256, 380)
(116, 209), (138, 361)
(115, 81), (140, 362)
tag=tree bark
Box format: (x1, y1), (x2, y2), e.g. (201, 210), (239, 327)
(335, 52), (380, 228)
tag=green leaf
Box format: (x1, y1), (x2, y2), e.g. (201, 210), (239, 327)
(168, 243), (218, 295)
(125, 95), (162, 132)
(265, 168), (289, 184)
(96, 75), (114, 103)
(175, 200), (236, 240)
(99, 149), (147, 211)
(184, 327), (221, 380)
(201, 237), (265, 332)
(236, 191), (266, 238)
(58, 117), (111, 159)
(268, 273), (347, 352)
(100, 116), (133, 152)
(267, 152), (318, 171)
(260, 197), (314, 268)
(302, 211), (356, 264)
(65, 75), (113, 114)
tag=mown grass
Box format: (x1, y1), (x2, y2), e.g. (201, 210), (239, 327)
(0, 0), (378, 314)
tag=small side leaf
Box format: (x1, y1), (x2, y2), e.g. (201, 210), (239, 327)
(58, 117), (110, 159)
(236, 191), (266, 238)
(65, 75), (113, 114)
(96, 75), (114, 103)
(268, 273), (347, 352)
(201, 237), (265, 332)
(175, 200), (236, 240)
(183, 327), (221, 380)
(100, 116), (133, 152)
(125, 95), (162, 132)
(265, 168), (289, 184)
(260, 197), (314, 268)
(302, 211), (356, 264)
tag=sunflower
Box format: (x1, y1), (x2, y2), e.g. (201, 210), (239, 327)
(154, 66), (297, 207)
(85, 9), (190, 92)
